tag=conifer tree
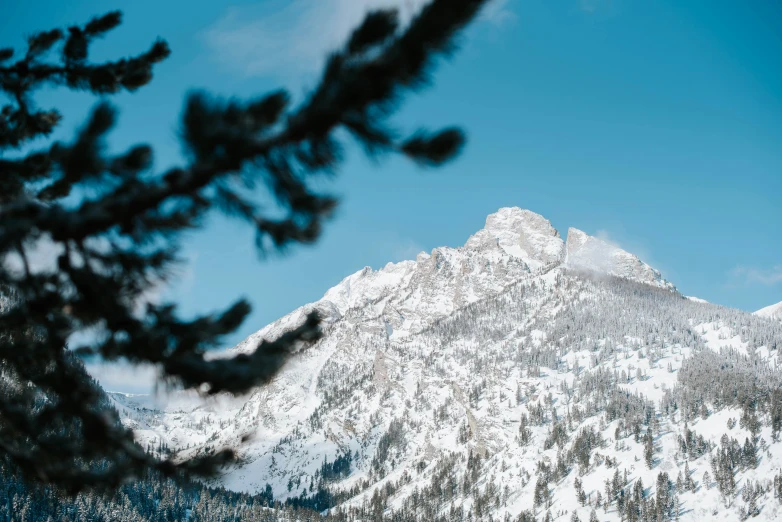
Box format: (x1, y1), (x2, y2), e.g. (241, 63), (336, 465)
(655, 471), (671, 520)
(683, 461), (693, 491)
(771, 388), (782, 442)
(518, 413), (531, 446)
(0, 0), (489, 491)
(574, 477), (586, 506)
(644, 427), (654, 468)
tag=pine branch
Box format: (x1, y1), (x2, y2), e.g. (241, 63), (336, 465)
(0, 0), (490, 490)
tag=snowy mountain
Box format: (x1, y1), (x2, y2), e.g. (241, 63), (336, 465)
(755, 301), (782, 322)
(112, 208), (782, 522)
(230, 207), (565, 351)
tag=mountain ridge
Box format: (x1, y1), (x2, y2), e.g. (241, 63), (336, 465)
(110, 207), (782, 522)
(755, 301), (782, 321)
(231, 207), (673, 353)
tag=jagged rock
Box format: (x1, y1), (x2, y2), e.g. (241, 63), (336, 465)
(107, 207), (782, 521)
(464, 207), (564, 266)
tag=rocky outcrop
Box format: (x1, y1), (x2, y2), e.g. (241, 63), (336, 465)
(464, 207), (564, 266)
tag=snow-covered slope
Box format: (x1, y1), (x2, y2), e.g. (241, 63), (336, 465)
(232, 208), (563, 349)
(755, 301), (782, 322)
(112, 208), (782, 522)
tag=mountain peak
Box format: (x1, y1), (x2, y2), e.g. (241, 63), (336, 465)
(463, 207), (564, 266)
(231, 208), (677, 357)
(565, 227), (674, 290)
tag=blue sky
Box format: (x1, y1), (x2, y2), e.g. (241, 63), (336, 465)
(3, 0), (781, 390)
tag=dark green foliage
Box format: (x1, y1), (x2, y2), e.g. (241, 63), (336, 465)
(739, 403), (762, 439)
(677, 425), (711, 460)
(741, 437), (758, 469)
(772, 388), (782, 442)
(574, 477), (586, 506)
(543, 418), (568, 450)
(625, 478), (644, 522)
(0, 406), (279, 521)
(319, 450), (353, 483)
(516, 511), (537, 522)
(644, 428), (654, 469)
(711, 435), (739, 500)
(285, 485), (334, 513)
(371, 418), (406, 477)
(602, 467), (629, 511)
(654, 472), (672, 520)
(533, 475), (548, 507)
(517, 412), (531, 446)
(568, 426), (604, 472)
(0, 1), (488, 491)
(741, 479), (762, 518)
(663, 342), (782, 425)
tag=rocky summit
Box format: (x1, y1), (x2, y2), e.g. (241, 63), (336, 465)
(111, 207), (782, 522)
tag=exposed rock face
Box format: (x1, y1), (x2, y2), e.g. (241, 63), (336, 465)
(463, 207), (564, 266)
(113, 207), (718, 503)
(105, 206), (782, 522)
(231, 209), (673, 355)
(564, 227), (674, 290)
(234, 208), (564, 348)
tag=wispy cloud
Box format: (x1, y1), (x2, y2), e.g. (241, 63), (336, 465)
(594, 228), (621, 247)
(366, 232), (426, 264)
(593, 227), (672, 279)
(730, 265), (782, 287)
(391, 238), (426, 262)
(594, 228), (654, 263)
(203, 0), (514, 78)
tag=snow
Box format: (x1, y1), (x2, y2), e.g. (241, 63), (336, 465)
(110, 207), (782, 521)
(464, 207), (565, 267)
(565, 227), (675, 290)
(755, 301), (782, 321)
(694, 321), (750, 356)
